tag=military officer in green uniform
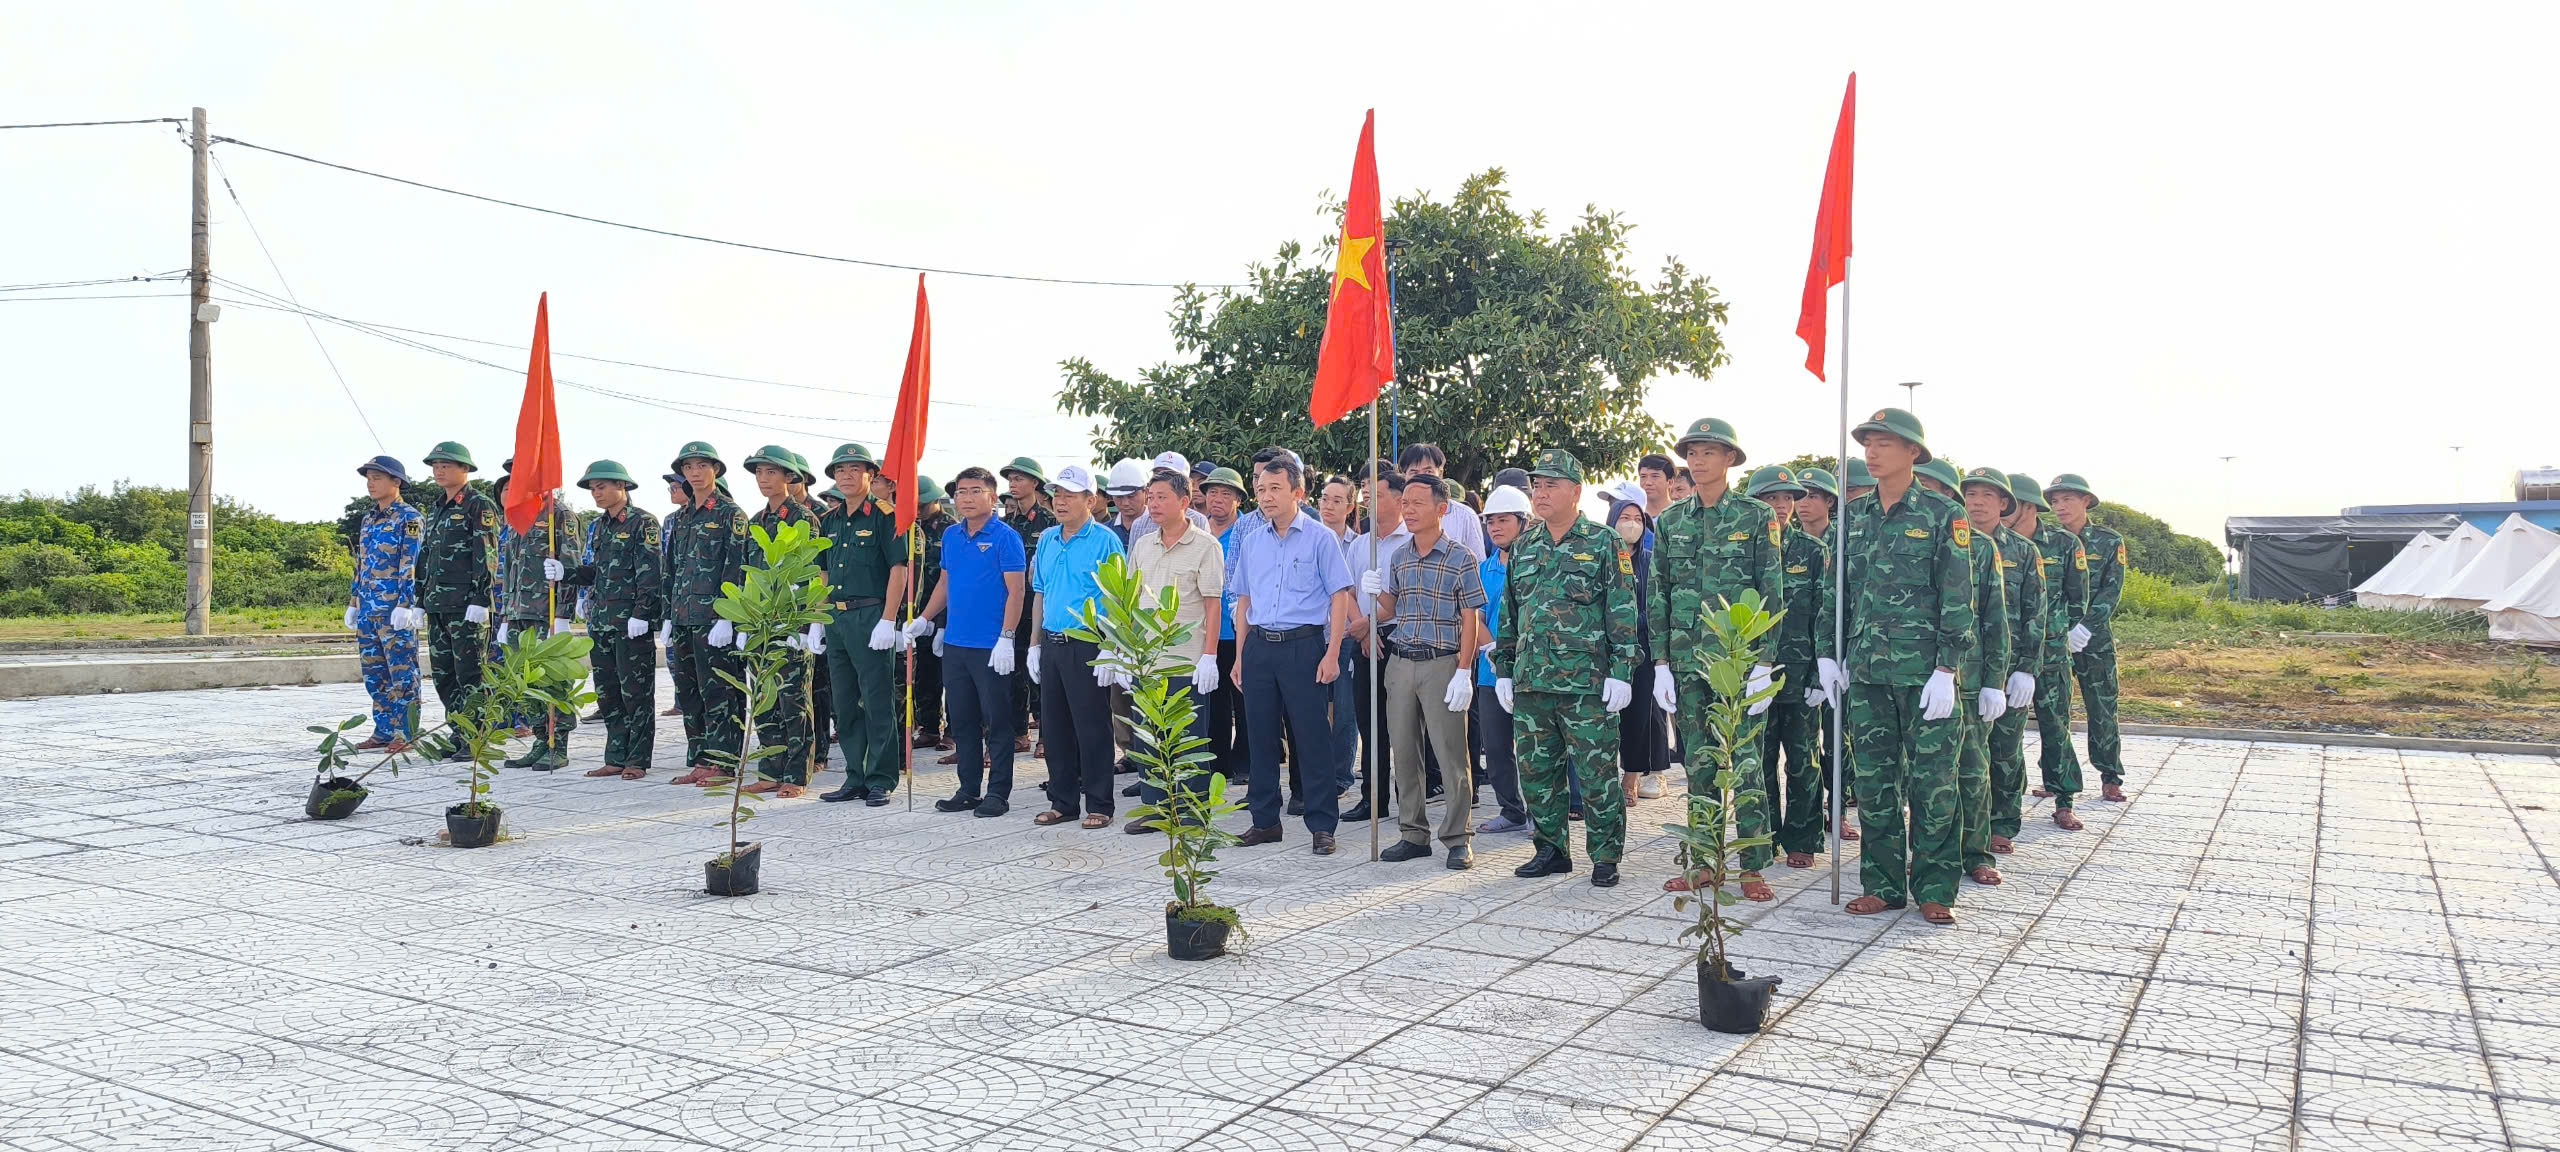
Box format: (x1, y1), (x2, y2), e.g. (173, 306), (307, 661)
(417, 442), (499, 755)
(1957, 469), (2044, 882)
(561, 461), (662, 779)
(1495, 449), (1639, 887)
(664, 442), (750, 784)
(999, 457), (1055, 749)
(819, 443), (912, 806)
(1818, 409), (1975, 925)
(1746, 464), (1833, 869)
(2047, 474), (2127, 803)
(2010, 474), (2087, 830)
(738, 446), (825, 797)
(492, 460), (579, 770)
(1645, 417), (1785, 898)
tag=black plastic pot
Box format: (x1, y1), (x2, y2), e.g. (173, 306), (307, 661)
(305, 778), (369, 820)
(1165, 906), (1232, 961)
(1698, 962), (1781, 1034)
(445, 803), (502, 849)
(706, 842), (762, 897)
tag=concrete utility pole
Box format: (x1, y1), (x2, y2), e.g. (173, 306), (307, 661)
(186, 107), (213, 636)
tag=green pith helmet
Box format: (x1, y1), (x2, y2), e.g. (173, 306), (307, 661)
(1672, 417), (1747, 466)
(422, 441), (478, 472)
(2009, 473), (2050, 511)
(1960, 466), (2016, 511)
(577, 460), (638, 490)
(1529, 449), (1586, 483)
(742, 445), (797, 479)
(827, 443), (878, 473)
(1797, 467), (1840, 500)
(670, 440), (727, 477)
(1202, 466), (1249, 498)
(1843, 458), (1877, 489)
(1850, 406), (1932, 464)
(1745, 464), (1804, 498)
(917, 476), (949, 507)
(1914, 458), (1963, 492)
(714, 476), (732, 498)
(1443, 479), (1468, 504)
(2044, 473), (2100, 508)
(784, 450), (818, 487)
(999, 456), (1049, 488)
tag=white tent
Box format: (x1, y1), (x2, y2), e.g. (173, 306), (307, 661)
(2354, 531), (2439, 607)
(2367, 521), (2492, 610)
(2485, 545), (2560, 645)
(2425, 515), (2560, 611)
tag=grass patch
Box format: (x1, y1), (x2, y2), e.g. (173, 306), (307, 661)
(0, 606), (342, 642)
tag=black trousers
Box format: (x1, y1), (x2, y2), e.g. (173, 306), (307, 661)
(911, 642), (944, 739)
(1040, 634), (1115, 818)
(1011, 626), (1037, 736)
(1210, 636), (1246, 776)
(944, 645), (1016, 802)
(1243, 627), (1340, 834)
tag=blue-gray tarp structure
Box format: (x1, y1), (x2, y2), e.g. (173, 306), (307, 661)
(2224, 514), (2461, 602)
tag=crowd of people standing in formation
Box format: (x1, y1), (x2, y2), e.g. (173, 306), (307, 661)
(340, 406), (2129, 924)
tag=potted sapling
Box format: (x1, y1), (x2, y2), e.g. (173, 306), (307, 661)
(1077, 557), (1246, 960)
(1662, 590), (1785, 1033)
(700, 520), (832, 896)
(304, 714), (382, 819)
(431, 629), (594, 847)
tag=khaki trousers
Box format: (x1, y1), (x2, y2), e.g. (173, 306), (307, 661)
(1385, 652), (1473, 848)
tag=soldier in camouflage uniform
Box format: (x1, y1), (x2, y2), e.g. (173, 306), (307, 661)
(1645, 417), (1785, 898)
(664, 442), (750, 784)
(1919, 458), (2008, 892)
(1794, 466), (1855, 845)
(347, 455), (424, 750)
(1817, 409), (1975, 924)
(562, 460), (662, 779)
(739, 447), (825, 796)
(1952, 468), (2038, 885)
(2047, 474), (2127, 802)
(1495, 449), (1639, 887)
(417, 442), (499, 757)
(2010, 474), (2087, 830)
(907, 477), (955, 748)
(1746, 464), (1834, 868)
(819, 443), (912, 806)
(493, 461), (579, 770)
(1968, 469), (2048, 855)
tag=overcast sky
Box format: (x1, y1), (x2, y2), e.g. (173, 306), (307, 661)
(6, 3), (2554, 540)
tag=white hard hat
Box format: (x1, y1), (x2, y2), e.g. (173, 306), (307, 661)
(1483, 485), (1532, 518)
(1151, 451), (1190, 477)
(1105, 458), (1149, 496)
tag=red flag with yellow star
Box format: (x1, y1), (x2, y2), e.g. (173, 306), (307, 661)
(1308, 110), (1393, 428)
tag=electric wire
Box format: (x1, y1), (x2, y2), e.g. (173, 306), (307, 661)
(208, 151), (386, 450)
(0, 272), (189, 293)
(0, 291), (192, 303)
(0, 117), (186, 131)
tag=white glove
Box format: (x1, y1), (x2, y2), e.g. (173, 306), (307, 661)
(626, 617), (651, 639)
(784, 635), (803, 652)
(1494, 677), (1515, 714)
(344, 605), (360, 630)
(1818, 657), (1847, 705)
(902, 617), (936, 641)
(933, 632), (945, 657)
(1094, 650), (1118, 686)
(1193, 653), (1219, 695)
(464, 604), (490, 625)
(541, 558), (564, 582)
(658, 621), (673, 644)
(868, 619), (896, 650)
(1601, 677), (1632, 714)
(1746, 664), (1775, 716)
(496, 623), (512, 646)
(989, 642), (1016, 677)
(402, 607), (425, 631)
(2067, 623), (2092, 653)
(2006, 671), (2035, 709)
(1442, 667), (1474, 712)
(804, 622), (827, 654)
(1920, 668), (1957, 721)
(1977, 686), (2008, 722)
(1360, 569), (1383, 597)
(731, 629), (750, 651)
(706, 620), (734, 647)
(1805, 684), (1829, 707)
(551, 617), (572, 636)
(1027, 645), (1043, 684)
(1651, 664), (1677, 713)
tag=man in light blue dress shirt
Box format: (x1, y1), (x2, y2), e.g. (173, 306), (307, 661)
(1226, 448), (1356, 854)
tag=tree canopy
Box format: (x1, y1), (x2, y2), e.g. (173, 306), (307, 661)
(1057, 169), (1729, 488)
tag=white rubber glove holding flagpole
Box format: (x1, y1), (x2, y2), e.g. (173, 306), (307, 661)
(804, 622), (827, 654)
(1920, 668), (1957, 721)
(1818, 657), (1847, 705)
(1651, 664), (1677, 713)
(541, 558), (564, 582)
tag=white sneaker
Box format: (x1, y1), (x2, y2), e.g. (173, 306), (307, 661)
(1638, 776), (1664, 799)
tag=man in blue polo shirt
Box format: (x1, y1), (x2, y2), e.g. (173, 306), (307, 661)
(1027, 465), (1128, 829)
(1227, 447), (1356, 854)
(904, 466), (1027, 818)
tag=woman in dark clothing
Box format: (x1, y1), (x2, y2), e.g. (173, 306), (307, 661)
(1607, 498), (1672, 801)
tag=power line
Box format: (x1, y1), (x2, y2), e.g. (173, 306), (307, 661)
(208, 152), (385, 450)
(0, 117), (185, 131)
(0, 273), (188, 293)
(210, 134), (1244, 291)
(0, 291), (192, 303)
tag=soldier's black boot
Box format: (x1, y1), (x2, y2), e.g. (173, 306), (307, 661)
(1514, 844), (1573, 878)
(1591, 862), (1620, 887)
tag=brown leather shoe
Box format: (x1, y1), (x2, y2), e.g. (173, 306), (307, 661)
(353, 737), (391, 751)
(1238, 824), (1283, 847)
(937, 751), (958, 765)
(1311, 832), (1336, 855)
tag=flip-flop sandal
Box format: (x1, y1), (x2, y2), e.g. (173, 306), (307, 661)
(1081, 814), (1110, 830)
(1844, 895), (1901, 915)
(777, 785), (805, 799)
(1785, 852), (1815, 869)
(620, 767), (648, 780)
(1838, 824), (1862, 842)
(585, 764), (624, 778)
(2053, 809), (2083, 831)
(1920, 903), (1956, 925)
(1662, 874), (1698, 893)
(1968, 867), (2003, 886)
(1739, 876), (1776, 902)
(1033, 810), (1071, 826)
(741, 781), (781, 795)
(1988, 836), (2014, 855)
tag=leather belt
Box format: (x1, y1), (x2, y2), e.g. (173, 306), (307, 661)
(1388, 643), (1459, 661)
(1253, 624), (1323, 643)
(834, 596), (883, 610)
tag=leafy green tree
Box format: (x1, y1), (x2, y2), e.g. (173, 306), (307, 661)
(1058, 170), (1730, 488)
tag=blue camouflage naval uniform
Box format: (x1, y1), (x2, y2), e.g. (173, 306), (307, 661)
(352, 500), (424, 741)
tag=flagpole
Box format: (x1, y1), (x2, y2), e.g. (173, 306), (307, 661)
(1366, 392), (1382, 863)
(1829, 259), (1850, 905)
(546, 493), (558, 753)
(905, 521), (917, 813)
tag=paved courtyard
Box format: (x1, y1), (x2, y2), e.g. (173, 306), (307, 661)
(2, 680), (2557, 1151)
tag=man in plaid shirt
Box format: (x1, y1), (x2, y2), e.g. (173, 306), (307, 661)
(1364, 474), (1489, 869)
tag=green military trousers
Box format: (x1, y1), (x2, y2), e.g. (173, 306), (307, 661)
(1955, 693), (1993, 873)
(1846, 682), (1962, 907)
(1756, 661), (1827, 857)
(589, 620), (656, 768)
(502, 618), (579, 760)
(2032, 657), (2083, 809)
(826, 604), (899, 794)
(1673, 675), (1772, 870)
(2073, 643), (2122, 786)
(753, 651), (815, 785)
(1515, 689), (1623, 865)
(1988, 685), (2033, 840)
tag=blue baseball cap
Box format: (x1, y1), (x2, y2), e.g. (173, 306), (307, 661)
(357, 455), (408, 484)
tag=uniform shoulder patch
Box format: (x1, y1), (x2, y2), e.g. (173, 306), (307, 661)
(403, 519), (422, 539)
(1769, 518), (1783, 546)
(1726, 531), (1752, 542)
(1618, 546), (1634, 576)
(478, 508), (497, 530)
(1904, 528), (1930, 539)
(1951, 520), (1971, 548)
(2116, 542), (2128, 565)
(2075, 549), (2089, 571)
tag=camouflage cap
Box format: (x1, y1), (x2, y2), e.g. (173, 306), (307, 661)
(422, 441), (478, 472)
(1849, 407), (1932, 464)
(2008, 473), (2050, 511)
(1672, 417), (1747, 466)
(1745, 464), (1805, 498)
(998, 456), (1049, 486)
(1201, 466), (1249, 498)
(670, 440), (726, 477)
(1914, 457), (1964, 492)
(1796, 467), (1839, 500)
(1843, 458), (1877, 489)
(576, 460), (638, 490)
(2044, 473), (2100, 508)
(1528, 449), (1585, 483)
(827, 443), (878, 473)
(1960, 466), (2016, 509)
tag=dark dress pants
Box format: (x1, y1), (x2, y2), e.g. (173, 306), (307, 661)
(1243, 627), (1340, 834)
(1040, 634), (1114, 818)
(943, 645), (1015, 802)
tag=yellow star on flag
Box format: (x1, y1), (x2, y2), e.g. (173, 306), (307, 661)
(1332, 231), (1376, 294)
